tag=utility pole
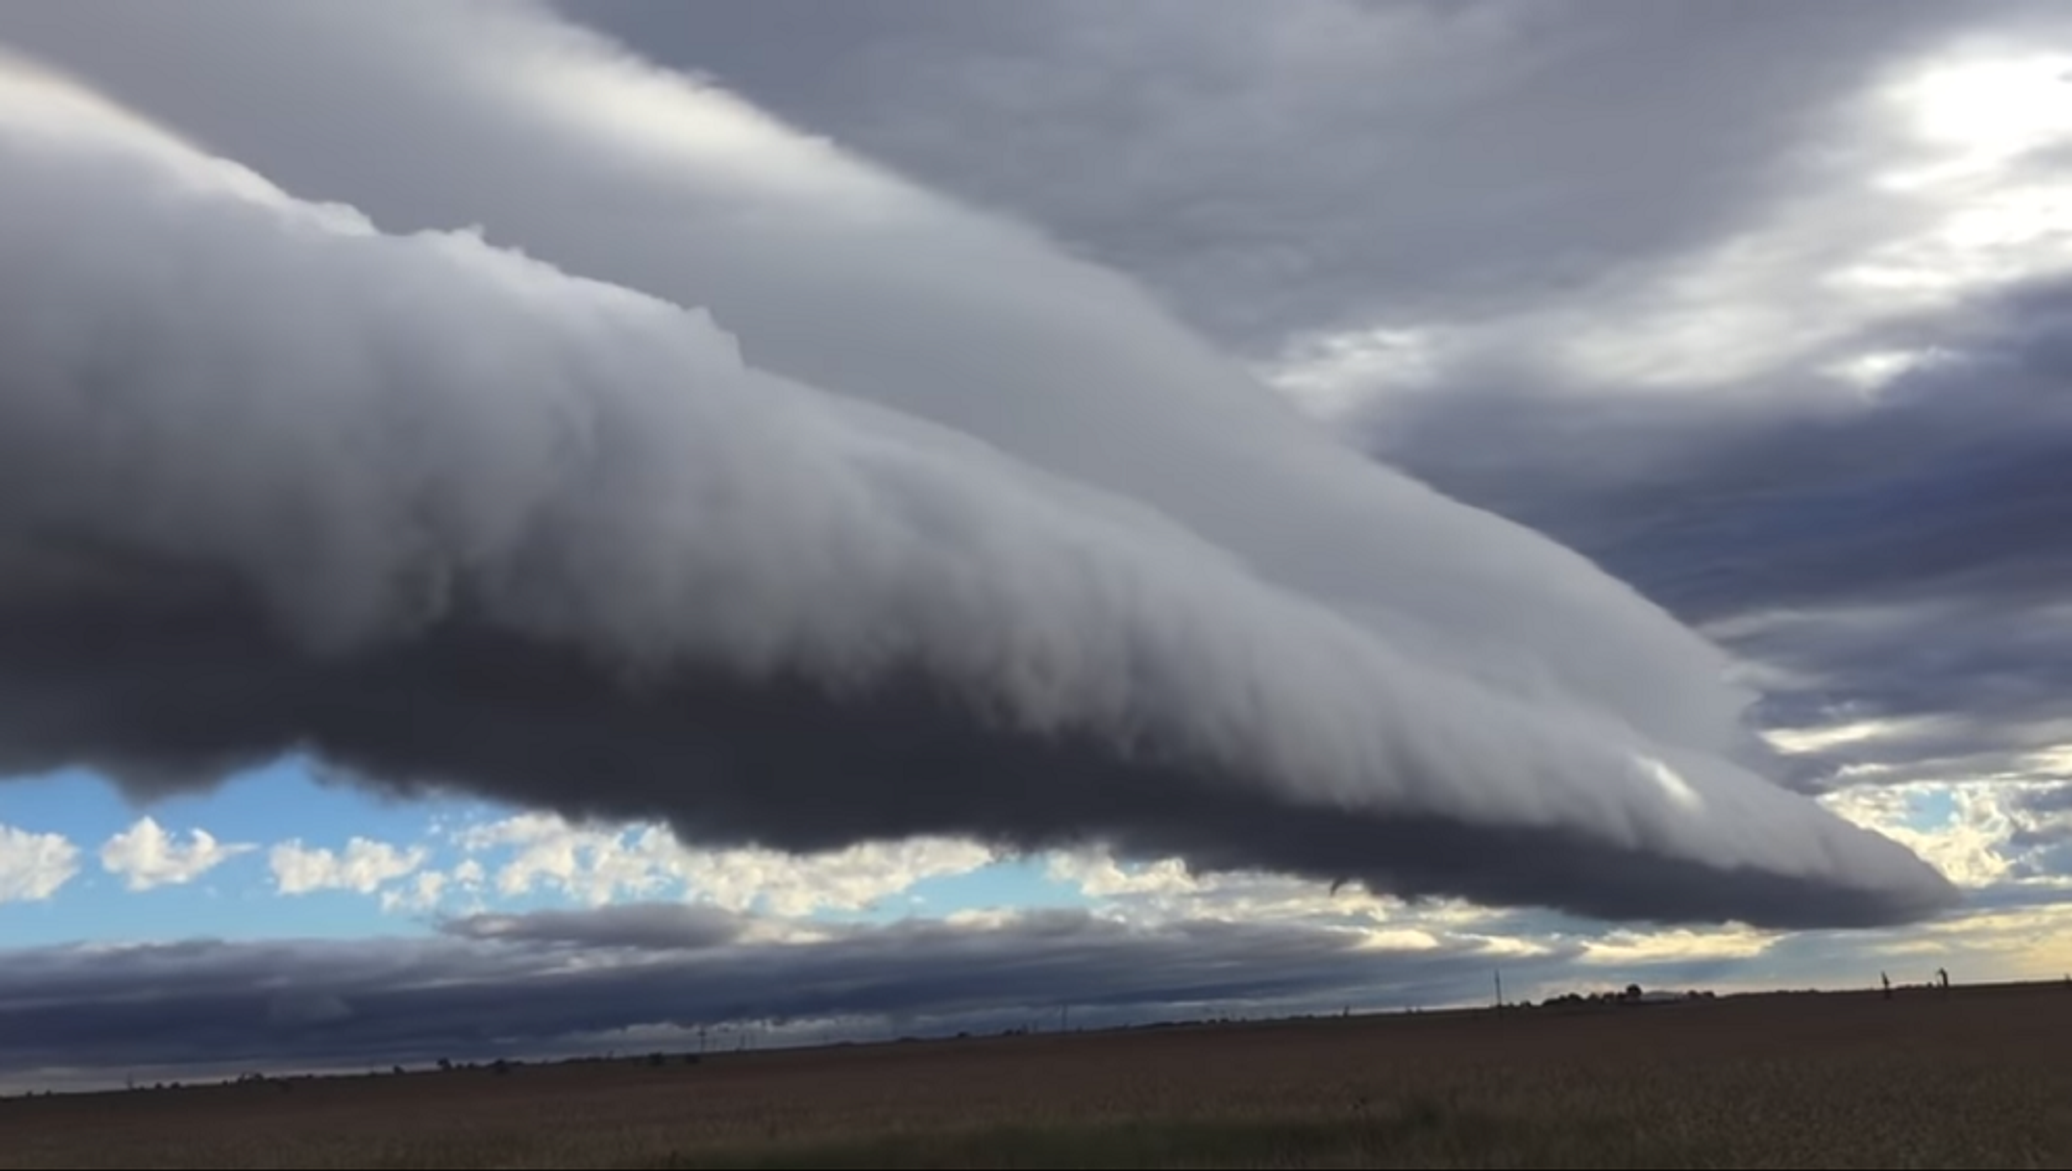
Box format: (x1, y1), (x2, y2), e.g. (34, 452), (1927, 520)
(1494, 969), (1505, 1013)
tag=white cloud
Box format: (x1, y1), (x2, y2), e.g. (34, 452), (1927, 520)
(0, 823), (79, 903)
(684, 836), (995, 918)
(1260, 324), (1455, 426)
(455, 813), (993, 916)
(1039, 846), (1617, 972)
(371, 855), (491, 916)
(97, 816), (254, 891)
(456, 814), (678, 907)
(269, 837), (427, 896)
(1044, 846), (1505, 939)
(378, 869), (450, 914)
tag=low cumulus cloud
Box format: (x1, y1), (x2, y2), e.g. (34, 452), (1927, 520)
(270, 838), (429, 897)
(0, 823), (78, 903)
(98, 816), (254, 891)
(452, 812), (994, 914)
(0, 11), (1956, 930)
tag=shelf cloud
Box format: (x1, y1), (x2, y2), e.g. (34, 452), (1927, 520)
(0, 13), (1957, 931)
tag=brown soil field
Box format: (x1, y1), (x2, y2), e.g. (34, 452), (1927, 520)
(6, 981), (2070, 1169)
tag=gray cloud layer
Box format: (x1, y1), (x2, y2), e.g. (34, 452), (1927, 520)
(0, 906), (1598, 1080)
(560, 0), (2069, 350)
(8, 891), (2061, 1086)
(1368, 279), (2072, 796)
(530, 0), (2072, 819)
(1376, 281), (2072, 622)
(0, 16), (1956, 927)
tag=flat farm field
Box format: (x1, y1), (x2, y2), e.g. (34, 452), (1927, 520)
(7, 981), (2070, 1169)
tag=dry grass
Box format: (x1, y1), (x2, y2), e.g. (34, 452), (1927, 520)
(6, 981), (2070, 1169)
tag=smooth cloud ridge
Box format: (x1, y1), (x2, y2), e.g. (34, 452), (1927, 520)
(0, 35), (1955, 929)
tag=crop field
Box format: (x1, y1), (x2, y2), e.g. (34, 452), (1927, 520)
(6, 981), (2070, 1170)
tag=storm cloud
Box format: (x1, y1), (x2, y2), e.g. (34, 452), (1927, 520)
(620, 0), (2063, 828)
(0, 20), (1956, 928)
(1363, 275), (2072, 798)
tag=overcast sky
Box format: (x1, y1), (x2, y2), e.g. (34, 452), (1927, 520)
(0, 0), (2068, 1091)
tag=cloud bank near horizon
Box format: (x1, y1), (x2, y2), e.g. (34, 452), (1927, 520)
(0, 17), (1955, 930)
(0, 903), (1714, 1085)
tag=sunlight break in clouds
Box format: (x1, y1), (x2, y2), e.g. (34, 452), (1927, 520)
(98, 816), (253, 891)
(1262, 42), (2072, 426)
(0, 11), (1956, 930)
